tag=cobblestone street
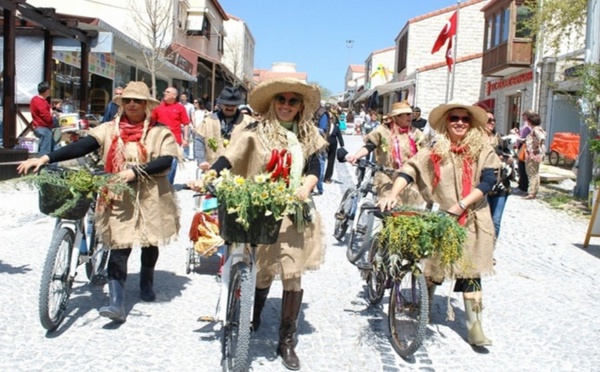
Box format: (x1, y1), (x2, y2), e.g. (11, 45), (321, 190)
(1, 134), (600, 372)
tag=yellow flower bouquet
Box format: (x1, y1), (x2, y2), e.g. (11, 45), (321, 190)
(203, 169), (301, 244)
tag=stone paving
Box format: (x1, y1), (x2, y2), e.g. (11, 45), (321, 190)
(1, 134), (600, 371)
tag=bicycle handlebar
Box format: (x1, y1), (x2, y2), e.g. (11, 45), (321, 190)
(355, 158), (396, 176)
(43, 163), (106, 177)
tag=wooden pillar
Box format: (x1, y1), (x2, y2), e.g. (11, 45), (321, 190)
(79, 41), (90, 114)
(43, 30), (52, 84)
(3, 7), (16, 148)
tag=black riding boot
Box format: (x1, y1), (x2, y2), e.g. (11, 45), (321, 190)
(277, 290), (303, 371)
(99, 280), (126, 322)
(252, 286), (270, 331)
(140, 266), (156, 302)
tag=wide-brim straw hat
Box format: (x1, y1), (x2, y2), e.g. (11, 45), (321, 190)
(428, 102), (488, 132)
(388, 101), (413, 117)
(249, 77), (321, 115)
(113, 81), (160, 110)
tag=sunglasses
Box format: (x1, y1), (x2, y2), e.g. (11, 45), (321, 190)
(448, 115), (472, 124)
(123, 98), (145, 104)
(487, 118), (496, 124)
(274, 95), (302, 107)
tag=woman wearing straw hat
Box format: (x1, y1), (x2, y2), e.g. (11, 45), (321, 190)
(377, 102), (500, 347)
(347, 101), (425, 205)
(188, 77), (327, 370)
(18, 81), (180, 323)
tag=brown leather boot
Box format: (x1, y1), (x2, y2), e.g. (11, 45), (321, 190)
(251, 286), (270, 332)
(277, 290), (303, 371)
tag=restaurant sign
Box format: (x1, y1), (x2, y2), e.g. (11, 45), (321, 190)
(486, 71), (533, 95)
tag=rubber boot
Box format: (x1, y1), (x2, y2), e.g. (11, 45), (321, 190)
(427, 284), (437, 323)
(140, 266), (156, 302)
(99, 280), (126, 322)
(277, 290), (303, 371)
(463, 292), (492, 346)
(251, 286), (270, 332)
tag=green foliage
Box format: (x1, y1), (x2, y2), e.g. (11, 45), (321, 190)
(523, 0), (587, 53)
(308, 81), (332, 102)
(376, 207), (467, 279)
(204, 169), (302, 230)
(575, 63), (600, 131)
(19, 167), (133, 218)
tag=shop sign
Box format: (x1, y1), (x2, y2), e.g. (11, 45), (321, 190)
(165, 46), (194, 76)
(486, 71), (533, 95)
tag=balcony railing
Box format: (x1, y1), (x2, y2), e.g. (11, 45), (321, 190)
(482, 39), (532, 76)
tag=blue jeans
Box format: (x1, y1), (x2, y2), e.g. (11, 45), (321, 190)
(167, 157), (178, 185)
(34, 127), (55, 156)
(317, 152), (326, 193)
(487, 194), (508, 238)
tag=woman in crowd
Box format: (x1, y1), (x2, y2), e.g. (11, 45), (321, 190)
(523, 113), (546, 199)
(347, 101), (424, 205)
(188, 77), (327, 370)
(377, 102), (500, 347)
(18, 82), (180, 323)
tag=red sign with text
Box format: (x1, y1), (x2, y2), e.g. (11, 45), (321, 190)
(486, 71), (533, 95)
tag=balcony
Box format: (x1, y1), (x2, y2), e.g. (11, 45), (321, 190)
(481, 0), (534, 77)
(482, 39), (532, 77)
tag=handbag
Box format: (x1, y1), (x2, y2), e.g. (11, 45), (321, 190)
(518, 145), (526, 162)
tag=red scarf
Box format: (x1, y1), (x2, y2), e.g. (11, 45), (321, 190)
(390, 126), (418, 169)
(430, 144), (473, 226)
(105, 116), (155, 173)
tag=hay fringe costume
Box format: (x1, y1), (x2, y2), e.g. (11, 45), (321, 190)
(210, 78), (327, 370)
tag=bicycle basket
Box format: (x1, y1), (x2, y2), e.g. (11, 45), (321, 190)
(38, 180), (93, 220)
(217, 202), (282, 245)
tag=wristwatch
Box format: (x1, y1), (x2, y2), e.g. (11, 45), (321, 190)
(458, 200), (467, 210)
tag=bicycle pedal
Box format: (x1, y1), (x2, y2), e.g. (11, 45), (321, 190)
(335, 212), (346, 220)
(198, 315), (215, 322)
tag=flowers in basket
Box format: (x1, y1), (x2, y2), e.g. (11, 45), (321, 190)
(202, 169), (301, 231)
(20, 166), (133, 218)
(375, 206), (467, 278)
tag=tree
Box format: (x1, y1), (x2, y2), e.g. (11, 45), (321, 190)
(222, 32), (245, 88)
(524, 0), (587, 53)
(308, 82), (332, 102)
(127, 0), (174, 97)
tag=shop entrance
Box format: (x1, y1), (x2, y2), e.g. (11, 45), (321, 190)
(507, 93), (522, 133)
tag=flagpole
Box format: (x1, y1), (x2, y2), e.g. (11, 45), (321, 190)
(445, 66), (451, 103)
(449, 0), (462, 101)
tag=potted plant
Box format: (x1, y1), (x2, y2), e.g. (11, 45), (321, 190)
(374, 206), (467, 280)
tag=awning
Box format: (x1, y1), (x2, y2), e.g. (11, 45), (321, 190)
(375, 79), (415, 95)
(354, 88), (375, 103)
(474, 98), (496, 111)
(95, 19), (197, 81)
(166, 42), (200, 77)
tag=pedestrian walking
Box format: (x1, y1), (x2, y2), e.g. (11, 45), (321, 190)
(377, 102), (500, 347)
(523, 113), (546, 199)
(188, 77), (327, 370)
(17, 81), (180, 323)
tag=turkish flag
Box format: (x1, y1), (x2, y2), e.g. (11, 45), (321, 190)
(446, 38), (454, 71)
(431, 11), (458, 54)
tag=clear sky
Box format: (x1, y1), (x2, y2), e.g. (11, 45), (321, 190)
(218, 0), (463, 95)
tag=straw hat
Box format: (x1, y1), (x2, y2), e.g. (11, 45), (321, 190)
(428, 102), (488, 132)
(113, 81), (160, 109)
(249, 77), (321, 115)
(388, 101), (413, 117)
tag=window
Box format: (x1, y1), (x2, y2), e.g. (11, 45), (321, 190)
(494, 13), (501, 46)
(485, 17), (493, 50)
(501, 8), (510, 43)
(515, 5), (532, 38)
(396, 32), (408, 73)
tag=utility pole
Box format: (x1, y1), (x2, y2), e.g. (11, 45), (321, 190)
(575, 0), (600, 198)
(346, 40), (354, 66)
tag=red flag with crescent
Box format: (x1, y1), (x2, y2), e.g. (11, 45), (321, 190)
(446, 38), (454, 71)
(431, 11), (458, 54)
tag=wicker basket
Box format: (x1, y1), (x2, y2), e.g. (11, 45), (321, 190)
(38, 182), (92, 220)
(218, 202), (282, 245)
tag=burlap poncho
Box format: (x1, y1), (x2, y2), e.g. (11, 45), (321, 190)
(89, 122), (180, 249)
(365, 124), (424, 206)
(222, 122), (327, 280)
(401, 144), (500, 280)
(195, 112), (255, 165)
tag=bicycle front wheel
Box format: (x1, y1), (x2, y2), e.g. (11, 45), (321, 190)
(347, 202), (375, 264)
(86, 231), (109, 285)
(333, 188), (356, 241)
(365, 236), (386, 305)
(39, 227), (77, 331)
(388, 269), (428, 357)
(222, 262), (252, 372)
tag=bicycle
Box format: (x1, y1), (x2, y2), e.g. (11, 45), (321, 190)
(37, 164), (109, 332)
(341, 159), (396, 265)
(359, 206), (429, 357)
(198, 190), (282, 372)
